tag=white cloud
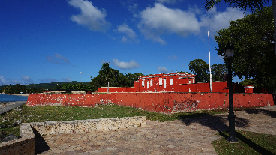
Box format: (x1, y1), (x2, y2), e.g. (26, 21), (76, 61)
(138, 3), (200, 44)
(69, 0), (111, 32)
(115, 24), (137, 39)
(128, 3), (139, 17)
(101, 60), (110, 64)
(114, 24), (137, 43)
(158, 67), (169, 73)
(0, 75), (34, 86)
(0, 76), (8, 85)
(10, 79), (21, 85)
(138, 26), (166, 45)
(188, 4), (202, 14)
(113, 59), (140, 70)
(47, 53), (70, 64)
(39, 78), (58, 83)
(55, 53), (70, 63)
(200, 7), (246, 38)
(137, 4), (246, 44)
(22, 76), (33, 83)
(62, 78), (72, 82)
(122, 36), (128, 43)
(168, 55), (178, 60)
(155, 0), (178, 4)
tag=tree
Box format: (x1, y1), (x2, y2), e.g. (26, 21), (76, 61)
(214, 7), (276, 89)
(211, 64), (227, 81)
(2, 84), (27, 94)
(188, 59), (227, 83)
(125, 73), (144, 87)
(89, 63), (144, 91)
(239, 79), (256, 87)
(205, 0), (276, 55)
(189, 59), (209, 83)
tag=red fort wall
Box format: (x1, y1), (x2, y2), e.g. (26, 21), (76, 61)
(27, 93), (274, 115)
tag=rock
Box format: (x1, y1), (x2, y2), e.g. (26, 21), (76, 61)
(13, 120), (21, 126)
(0, 124), (7, 129)
(2, 134), (18, 142)
(0, 130), (7, 140)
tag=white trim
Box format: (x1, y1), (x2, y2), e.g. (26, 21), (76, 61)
(245, 86), (254, 88)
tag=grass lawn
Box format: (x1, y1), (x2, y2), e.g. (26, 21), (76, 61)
(213, 130), (276, 155)
(1, 103), (275, 154)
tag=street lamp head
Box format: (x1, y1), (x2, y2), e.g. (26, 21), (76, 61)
(223, 42), (234, 59)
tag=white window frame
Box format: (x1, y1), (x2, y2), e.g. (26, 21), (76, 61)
(170, 79), (173, 85)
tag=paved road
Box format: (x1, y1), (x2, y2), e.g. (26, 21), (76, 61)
(0, 101), (26, 115)
(36, 106), (276, 155)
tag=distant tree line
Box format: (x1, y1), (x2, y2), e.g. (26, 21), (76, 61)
(1, 84), (44, 94)
(55, 83), (93, 91)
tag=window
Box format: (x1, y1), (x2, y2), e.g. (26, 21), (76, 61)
(170, 79), (173, 85)
(164, 79), (166, 88)
(159, 78), (162, 85)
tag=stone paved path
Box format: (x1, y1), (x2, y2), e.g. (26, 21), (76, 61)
(37, 106), (276, 155)
(0, 101), (26, 115)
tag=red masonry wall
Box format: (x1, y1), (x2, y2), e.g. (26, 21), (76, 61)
(97, 87), (135, 92)
(97, 81), (253, 93)
(27, 93), (274, 115)
(212, 82), (228, 93)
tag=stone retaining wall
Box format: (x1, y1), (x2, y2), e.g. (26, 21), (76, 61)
(30, 116), (146, 135)
(0, 116), (146, 155)
(0, 123), (35, 155)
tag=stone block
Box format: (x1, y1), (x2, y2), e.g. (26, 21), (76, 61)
(59, 121), (75, 134)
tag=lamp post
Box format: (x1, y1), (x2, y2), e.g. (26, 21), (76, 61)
(223, 42), (238, 143)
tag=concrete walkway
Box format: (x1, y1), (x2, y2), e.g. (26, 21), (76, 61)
(37, 106), (276, 155)
(0, 101), (26, 115)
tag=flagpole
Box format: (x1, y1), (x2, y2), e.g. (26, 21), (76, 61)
(208, 31), (212, 92)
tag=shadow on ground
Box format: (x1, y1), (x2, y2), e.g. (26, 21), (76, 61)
(32, 127), (50, 155)
(244, 109), (276, 118)
(180, 113), (249, 132)
(218, 131), (274, 155)
(178, 108), (275, 155)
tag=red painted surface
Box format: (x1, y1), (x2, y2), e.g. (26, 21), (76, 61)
(245, 85), (254, 93)
(97, 73), (197, 93)
(97, 87), (135, 92)
(135, 73), (197, 92)
(27, 93), (274, 114)
(212, 82), (228, 93)
(95, 73), (267, 94)
(96, 72), (258, 93)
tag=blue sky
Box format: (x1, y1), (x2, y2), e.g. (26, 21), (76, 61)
(0, 0), (272, 85)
